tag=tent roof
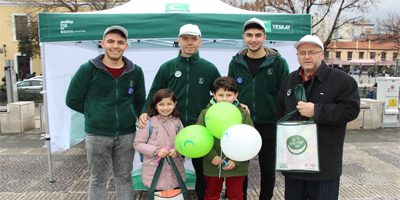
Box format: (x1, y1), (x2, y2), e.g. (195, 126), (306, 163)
(38, 0), (311, 42)
(96, 0), (261, 14)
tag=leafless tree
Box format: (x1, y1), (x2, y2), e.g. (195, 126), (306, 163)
(376, 13), (400, 49)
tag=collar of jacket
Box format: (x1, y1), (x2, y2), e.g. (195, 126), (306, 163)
(207, 98), (240, 107)
(234, 47), (280, 67)
(90, 54), (135, 72)
(177, 50), (200, 64)
(295, 60), (330, 83)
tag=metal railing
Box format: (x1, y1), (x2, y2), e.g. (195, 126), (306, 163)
(0, 90), (43, 104)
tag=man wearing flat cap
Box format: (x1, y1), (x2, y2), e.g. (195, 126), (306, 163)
(228, 18), (290, 200)
(275, 35), (360, 199)
(139, 24), (221, 200)
(66, 25), (146, 200)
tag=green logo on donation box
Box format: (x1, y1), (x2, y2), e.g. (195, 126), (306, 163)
(286, 135), (307, 155)
(165, 3), (190, 12)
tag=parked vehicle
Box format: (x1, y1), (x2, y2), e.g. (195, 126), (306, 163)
(16, 79), (43, 92)
(29, 76), (42, 80)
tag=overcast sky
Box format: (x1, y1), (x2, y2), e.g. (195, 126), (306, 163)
(350, 0), (400, 24)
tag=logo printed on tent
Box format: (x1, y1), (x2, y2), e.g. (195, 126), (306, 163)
(261, 20), (293, 33)
(165, 3), (190, 12)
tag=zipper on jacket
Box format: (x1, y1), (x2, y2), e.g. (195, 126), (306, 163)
(252, 79), (256, 121)
(185, 58), (190, 123)
(115, 79), (120, 136)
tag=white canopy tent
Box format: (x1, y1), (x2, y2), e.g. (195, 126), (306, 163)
(39, 0), (311, 154)
(38, 0), (311, 185)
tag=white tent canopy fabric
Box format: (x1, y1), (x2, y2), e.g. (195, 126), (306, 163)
(38, 0), (311, 154)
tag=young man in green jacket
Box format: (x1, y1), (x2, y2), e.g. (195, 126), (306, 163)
(139, 24), (221, 200)
(197, 76), (254, 200)
(66, 26), (146, 200)
(228, 18), (290, 200)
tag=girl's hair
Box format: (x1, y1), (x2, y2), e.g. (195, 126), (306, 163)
(147, 88), (181, 118)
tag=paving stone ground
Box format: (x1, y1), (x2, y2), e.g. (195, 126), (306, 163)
(0, 128), (399, 200)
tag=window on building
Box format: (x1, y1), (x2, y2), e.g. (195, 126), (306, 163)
(359, 52), (364, 59)
(347, 52), (352, 60)
(336, 52), (341, 59)
(324, 51), (329, 60)
(17, 56), (31, 80)
(393, 53), (398, 61)
(370, 52), (375, 59)
(381, 52), (386, 61)
(13, 14), (28, 41)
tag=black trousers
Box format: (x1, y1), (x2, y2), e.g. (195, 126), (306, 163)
(285, 177), (340, 200)
(255, 123), (276, 200)
(192, 157), (206, 200)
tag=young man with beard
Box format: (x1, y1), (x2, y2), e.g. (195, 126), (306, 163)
(138, 24), (221, 200)
(228, 18), (290, 200)
(66, 25), (146, 200)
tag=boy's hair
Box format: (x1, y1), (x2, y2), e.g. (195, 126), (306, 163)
(213, 77), (238, 93)
(243, 23), (265, 34)
(148, 88), (181, 118)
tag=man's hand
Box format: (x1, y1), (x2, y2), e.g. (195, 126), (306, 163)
(296, 101), (315, 118)
(138, 113), (148, 129)
(240, 103), (250, 115)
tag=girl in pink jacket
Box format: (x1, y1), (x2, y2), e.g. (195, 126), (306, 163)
(133, 89), (185, 190)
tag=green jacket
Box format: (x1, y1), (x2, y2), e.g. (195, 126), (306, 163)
(228, 47), (289, 125)
(142, 51), (221, 127)
(197, 99), (254, 177)
(65, 54), (146, 137)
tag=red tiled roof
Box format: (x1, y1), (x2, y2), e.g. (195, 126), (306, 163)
(326, 41), (398, 50)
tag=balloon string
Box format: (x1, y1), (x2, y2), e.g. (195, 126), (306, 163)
(142, 157), (157, 164)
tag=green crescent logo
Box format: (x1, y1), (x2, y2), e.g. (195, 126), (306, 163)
(286, 135), (307, 155)
(165, 3), (190, 12)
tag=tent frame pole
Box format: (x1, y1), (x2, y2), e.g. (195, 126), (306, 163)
(40, 43), (56, 183)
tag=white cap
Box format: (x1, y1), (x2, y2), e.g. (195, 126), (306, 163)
(103, 25), (128, 40)
(243, 18), (266, 31)
(178, 24), (201, 37)
(294, 35), (324, 50)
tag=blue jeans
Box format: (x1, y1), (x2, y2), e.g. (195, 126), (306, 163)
(86, 133), (135, 200)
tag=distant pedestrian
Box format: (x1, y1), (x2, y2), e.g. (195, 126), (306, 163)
(368, 70), (371, 78)
(371, 70), (375, 78)
(359, 70), (362, 77)
(19, 70), (24, 80)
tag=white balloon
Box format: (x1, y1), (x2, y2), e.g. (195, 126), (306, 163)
(220, 124), (262, 162)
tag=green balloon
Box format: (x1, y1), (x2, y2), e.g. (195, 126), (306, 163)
(175, 125), (214, 158)
(205, 102), (242, 139)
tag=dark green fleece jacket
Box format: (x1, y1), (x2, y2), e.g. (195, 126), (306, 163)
(228, 47), (289, 125)
(197, 99), (254, 177)
(141, 51), (221, 127)
(65, 54), (146, 137)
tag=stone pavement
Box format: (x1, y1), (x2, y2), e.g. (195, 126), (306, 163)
(0, 128), (399, 200)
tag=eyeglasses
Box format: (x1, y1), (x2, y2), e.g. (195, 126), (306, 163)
(297, 50), (323, 56)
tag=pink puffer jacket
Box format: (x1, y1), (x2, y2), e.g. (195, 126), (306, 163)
(133, 115), (185, 190)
